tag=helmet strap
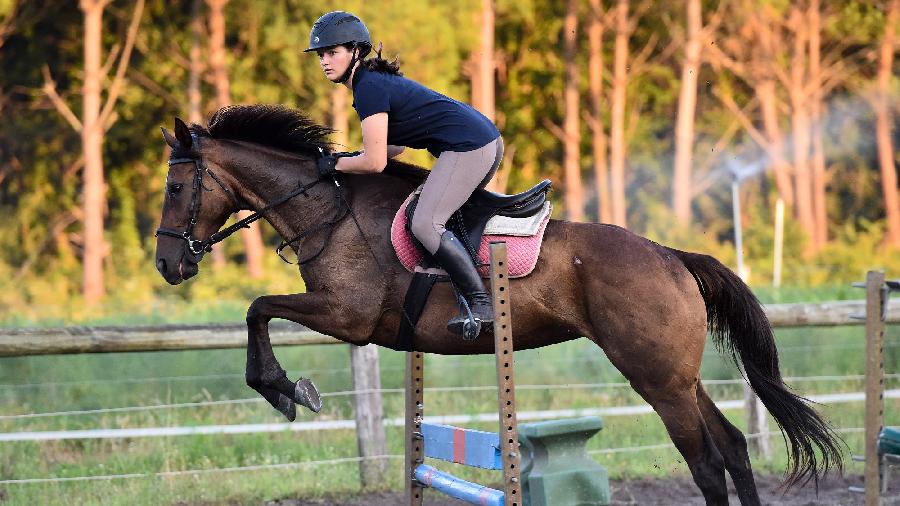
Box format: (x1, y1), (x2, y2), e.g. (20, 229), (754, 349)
(334, 45), (360, 84)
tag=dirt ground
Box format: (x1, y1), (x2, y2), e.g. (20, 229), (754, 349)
(269, 474), (900, 505)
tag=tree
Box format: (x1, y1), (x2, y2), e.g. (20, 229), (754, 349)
(588, 0), (610, 223)
(672, 0), (702, 225)
(42, 0), (144, 304)
(562, 0), (583, 221)
(610, 0), (629, 227)
(207, 0), (264, 278)
(875, 0), (899, 247)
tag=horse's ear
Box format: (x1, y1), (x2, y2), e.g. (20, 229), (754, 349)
(161, 127), (178, 149)
(173, 118), (193, 150)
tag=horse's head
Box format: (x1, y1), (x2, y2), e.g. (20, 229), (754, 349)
(155, 118), (237, 285)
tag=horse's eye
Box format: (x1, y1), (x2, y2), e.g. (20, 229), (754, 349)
(168, 183), (184, 196)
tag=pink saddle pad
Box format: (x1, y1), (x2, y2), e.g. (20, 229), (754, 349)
(390, 193), (549, 278)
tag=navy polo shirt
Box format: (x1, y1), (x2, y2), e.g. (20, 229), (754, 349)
(351, 67), (499, 157)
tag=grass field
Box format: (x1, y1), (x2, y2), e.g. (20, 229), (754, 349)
(1, 287), (898, 505)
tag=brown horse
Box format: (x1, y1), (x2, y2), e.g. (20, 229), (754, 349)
(154, 105), (841, 505)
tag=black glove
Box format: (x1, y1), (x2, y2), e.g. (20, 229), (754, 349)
(317, 153), (338, 177)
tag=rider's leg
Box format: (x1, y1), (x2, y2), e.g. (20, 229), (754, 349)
(410, 137), (503, 335)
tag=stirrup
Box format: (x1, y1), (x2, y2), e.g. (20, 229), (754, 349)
(447, 291), (491, 340)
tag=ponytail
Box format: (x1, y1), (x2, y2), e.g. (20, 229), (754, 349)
(359, 43), (402, 76)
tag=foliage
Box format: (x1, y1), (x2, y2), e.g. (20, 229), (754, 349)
(0, 0), (897, 322)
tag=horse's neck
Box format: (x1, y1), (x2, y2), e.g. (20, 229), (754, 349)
(215, 141), (328, 242)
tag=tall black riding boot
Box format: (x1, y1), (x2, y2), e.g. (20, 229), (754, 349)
(432, 230), (494, 339)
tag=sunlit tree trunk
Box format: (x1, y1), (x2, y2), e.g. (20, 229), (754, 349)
(788, 7), (815, 253)
(472, 0), (499, 192)
(610, 0), (629, 227)
(332, 86), (349, 148)
(672, 0), (702, 225)
(563, 0), (583, 221)
(808, 0), (827, 250)
(80, 0), (108, 304)
(589, 0), (610, 223)
(876, 0), (900, 247)
(753, 17), (794, 209)
(208, 0), (264, 278)
(190, 0), (224, 269)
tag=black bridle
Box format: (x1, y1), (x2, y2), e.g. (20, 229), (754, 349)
(155, 136), (339, 266)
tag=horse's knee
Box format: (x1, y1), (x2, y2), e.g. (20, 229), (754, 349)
(246, 296), (269, 324)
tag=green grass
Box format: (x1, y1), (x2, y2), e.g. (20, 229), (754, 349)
(1, 319), (898, 505)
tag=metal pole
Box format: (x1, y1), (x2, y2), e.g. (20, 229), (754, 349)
(773, 198), (784, 287)
(489, 242), (522, 505)
(731, 180), (745, 280)
(405, 351), (425, 505)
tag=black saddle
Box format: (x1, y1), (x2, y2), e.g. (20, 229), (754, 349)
(405, 179), (552, 265)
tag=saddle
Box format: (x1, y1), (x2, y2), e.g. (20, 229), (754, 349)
(390, 180), (552, 351)
(401, 179), (552, 272)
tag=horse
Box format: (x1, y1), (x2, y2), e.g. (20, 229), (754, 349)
(154, 104), (842, 506)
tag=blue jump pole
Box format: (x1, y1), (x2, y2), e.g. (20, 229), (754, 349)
(414, 464), (505, 506)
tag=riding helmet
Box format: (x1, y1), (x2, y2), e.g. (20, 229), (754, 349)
(304, 11), (372, 56)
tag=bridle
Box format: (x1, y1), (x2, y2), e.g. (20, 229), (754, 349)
(155, 135), (336, 266)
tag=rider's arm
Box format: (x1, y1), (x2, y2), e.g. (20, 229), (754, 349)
(336, 113), (388, 173)
(387, 145), (405, 158)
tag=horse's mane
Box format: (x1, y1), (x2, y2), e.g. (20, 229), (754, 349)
(192, 104), (429, 185)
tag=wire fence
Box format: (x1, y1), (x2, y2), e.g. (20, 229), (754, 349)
(0, 427), (871, 486)
(2, 374), (898, 421)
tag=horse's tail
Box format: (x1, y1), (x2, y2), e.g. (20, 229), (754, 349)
(669, 247), (844, 488)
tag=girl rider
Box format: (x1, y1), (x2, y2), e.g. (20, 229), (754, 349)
(307, 11), (503, 337)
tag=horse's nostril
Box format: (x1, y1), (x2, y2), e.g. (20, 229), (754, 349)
(156, 258), (167, 274)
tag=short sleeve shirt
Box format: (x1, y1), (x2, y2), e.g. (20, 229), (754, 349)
(351, 67), (499, 157)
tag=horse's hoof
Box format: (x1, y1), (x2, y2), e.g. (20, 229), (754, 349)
(294, 377), (323, 413)
(277, 393), (297, 422)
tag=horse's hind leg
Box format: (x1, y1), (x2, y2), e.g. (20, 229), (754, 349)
(642, 387), (730, 505)
(697, 384), (761, 506)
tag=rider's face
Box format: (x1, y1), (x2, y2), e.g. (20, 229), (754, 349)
(317, 45), (355, 82)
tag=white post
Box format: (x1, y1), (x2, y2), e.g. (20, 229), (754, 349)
(349, 344), (387, 488)
(773, 198), (784, 287)
(731, 180), (745, 281)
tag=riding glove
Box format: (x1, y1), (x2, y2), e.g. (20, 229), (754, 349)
(317, 154), (338, 177)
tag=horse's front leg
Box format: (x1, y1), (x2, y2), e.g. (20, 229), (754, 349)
(245, 290), (373, 421)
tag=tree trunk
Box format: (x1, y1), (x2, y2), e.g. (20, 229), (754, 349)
(876, 0), (900, 247)
(563, 0), (583, 221)
(754, 18), (794, 209)
(672, 0), (702, 225)
(80, 0), (107, 304)
(208, 0), (264, 278)
(809, 0), (828, 250)
(610, 0), (629, 228)
(478, 0), (495, 124)
(789, 8), (815, 253)
(332, 86), (349, 148)
(474, 0), (498, 192)
(589, 0), (610, 223)
(190, 0), (224, 269)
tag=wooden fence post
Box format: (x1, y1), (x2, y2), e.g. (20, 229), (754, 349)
(349, 343), (387, 488)
(863, 270), (886, 506)
(744, 383), (771, 458)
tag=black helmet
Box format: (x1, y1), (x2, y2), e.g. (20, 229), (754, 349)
(304, 11), (371, 56)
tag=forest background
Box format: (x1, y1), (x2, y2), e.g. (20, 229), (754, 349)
(0, 0), (898, 325)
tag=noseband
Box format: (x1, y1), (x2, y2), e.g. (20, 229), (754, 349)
(155, 135), (336, 266)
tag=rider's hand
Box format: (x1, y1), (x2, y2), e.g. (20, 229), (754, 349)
(317, 153), (338, 177)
